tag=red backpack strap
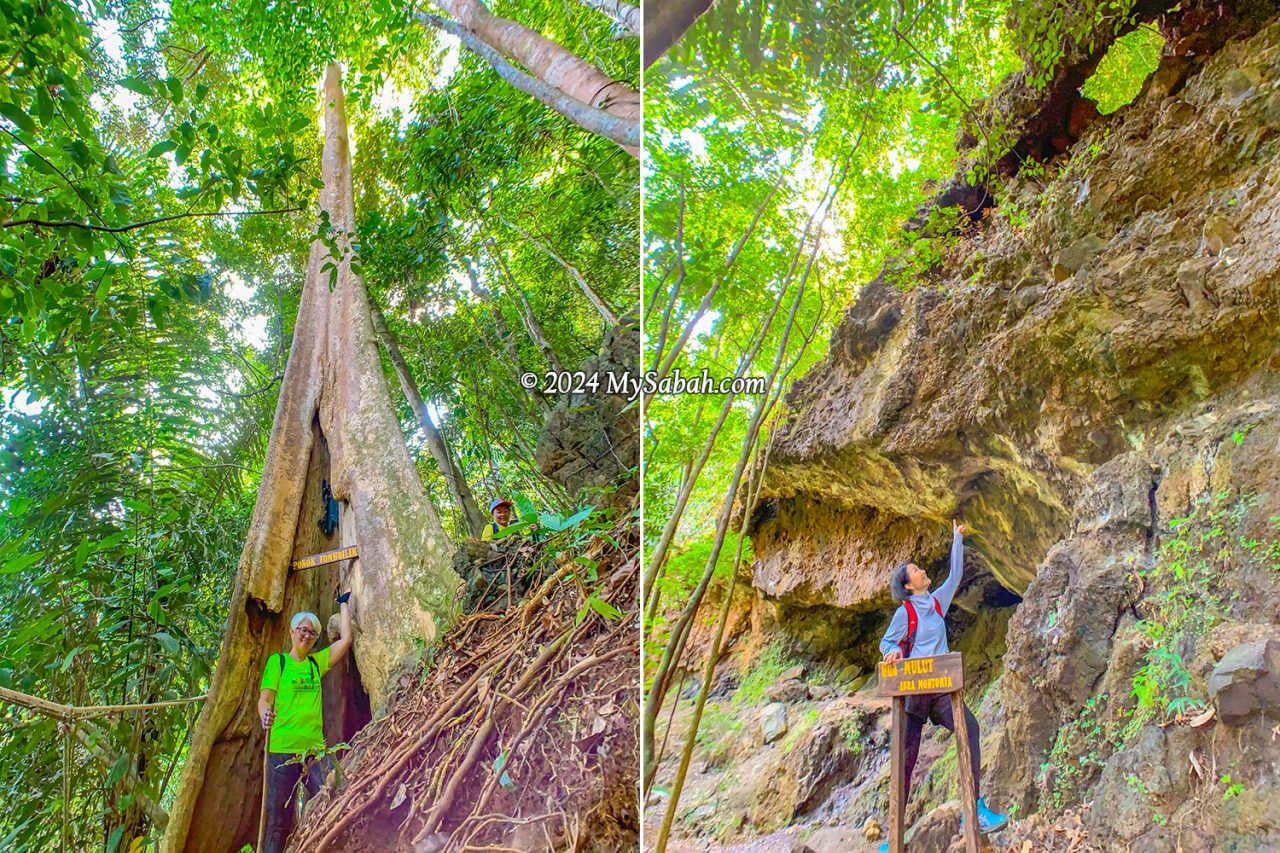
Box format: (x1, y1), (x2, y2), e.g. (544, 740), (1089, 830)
(898, 600), (918, 657)
(932, 597), (943, 618)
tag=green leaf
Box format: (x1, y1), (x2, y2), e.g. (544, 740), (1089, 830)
(0, 551), (44, 576)
(174, 145), (191, 166)
(0, 101), (36, 134)
(165, 76), (184, 104)
(118, 76), (154, 98)
(106, 754), (130, 788)
(152, 631), (180, 654)
(59, 647), (82, 671)
(109, 185), (133, 208)
(587, 596), (622, 621)
(147, 140), (177, 157)
(74, 538), (94, 569)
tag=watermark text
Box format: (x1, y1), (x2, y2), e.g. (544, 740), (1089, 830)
(520, 369), (767, 401)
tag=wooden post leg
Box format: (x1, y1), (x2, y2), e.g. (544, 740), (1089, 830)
(889, 695), (906, 853)
(951, 691), (980, 853)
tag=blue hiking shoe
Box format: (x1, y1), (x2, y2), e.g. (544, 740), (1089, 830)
(878, 843), (889, 853)
(973, 797), (1008, 833)
(958, 797), (1009, 834)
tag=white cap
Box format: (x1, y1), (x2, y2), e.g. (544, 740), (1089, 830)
(291, 611), (321, 632)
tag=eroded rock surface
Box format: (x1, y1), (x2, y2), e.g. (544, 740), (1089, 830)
(736, 13), (1280, 853)
(536, 315), (639, 502)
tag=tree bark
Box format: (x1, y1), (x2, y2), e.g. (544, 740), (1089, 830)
(643, 0), (716, 68)
(368, 296), (487, 537)
(161, 65), (462, 853)
(574, 0), (639, 36)
(417, 13), (639, 151)
(424, 0), (640, 153)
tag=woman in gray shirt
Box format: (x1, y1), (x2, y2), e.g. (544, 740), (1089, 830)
(877, 521), (1008, 846)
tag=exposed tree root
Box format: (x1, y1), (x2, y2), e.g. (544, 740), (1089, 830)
(289, 512), (639, 852)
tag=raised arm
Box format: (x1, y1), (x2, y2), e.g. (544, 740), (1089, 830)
(327, 591), (354, 666)
(935, 520), (966, 612)
(879, 604), (908, 662)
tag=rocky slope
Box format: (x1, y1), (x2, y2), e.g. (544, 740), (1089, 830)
(659, 8), (1280, 852)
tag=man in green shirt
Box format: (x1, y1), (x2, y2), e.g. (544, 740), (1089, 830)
(257, 583), (354, 853)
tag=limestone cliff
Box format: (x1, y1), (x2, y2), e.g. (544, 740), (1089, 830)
(696, 10), (1280, 851)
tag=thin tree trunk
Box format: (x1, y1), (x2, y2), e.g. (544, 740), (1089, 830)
(485, 237), (567, 373)
(465, 267), (527, 375)
(642, 308), (773, 608)
(642, 161), (847, 797)
(655, 291), (826, 836)
(648, 176), (783, 395)
(657, 426), (777, 848)
(369, 296), (487, 537)
(642, 277), (806, 800)
(500, 218), (620, 325)
(650, 182), (686, 371)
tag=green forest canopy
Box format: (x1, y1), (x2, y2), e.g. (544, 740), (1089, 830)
(0, 0), (637, 848)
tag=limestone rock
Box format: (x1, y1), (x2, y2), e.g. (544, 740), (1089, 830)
(767, 678), (809, 703)
(760, 703), (788, 743)
(1208, 623), (1276, 659)
(1208, 639), (1280, 725)
(904, 801), (961, 850)
(748, 705), (878, 832)
(808, 684), (837, 701)
(779, 664), (808, 682)
(1054, 233), (1108, 276)
(534, 316), (639, 502)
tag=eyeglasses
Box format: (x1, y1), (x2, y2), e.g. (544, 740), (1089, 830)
(293, 627), (318, 638)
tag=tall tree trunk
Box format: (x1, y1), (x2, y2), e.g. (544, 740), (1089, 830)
(424, 0), (639, 154)
(368, 296), (487, 537)
(161, 65), (462, 853)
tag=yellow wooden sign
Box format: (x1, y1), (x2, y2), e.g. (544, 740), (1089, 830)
(290, 545), (357, 571)
(877, 652), (965, 697)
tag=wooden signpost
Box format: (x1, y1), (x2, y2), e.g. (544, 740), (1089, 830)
(290, 545), (358, 571)
(877, 652), (979, 853)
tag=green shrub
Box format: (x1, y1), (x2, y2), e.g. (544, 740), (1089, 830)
(733, 641), (800, 708)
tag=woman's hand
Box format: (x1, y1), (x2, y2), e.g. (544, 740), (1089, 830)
(953, 519), (966, 536)
(882, 649), (903, 664)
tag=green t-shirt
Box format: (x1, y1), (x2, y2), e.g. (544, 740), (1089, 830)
(260, 646), (331, 753)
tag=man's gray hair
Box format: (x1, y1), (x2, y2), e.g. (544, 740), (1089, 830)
(890, 562), (912, 603)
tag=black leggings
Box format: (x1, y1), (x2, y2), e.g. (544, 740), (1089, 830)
(903, 693), (981, 798)
(264, 752), (331, 853)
